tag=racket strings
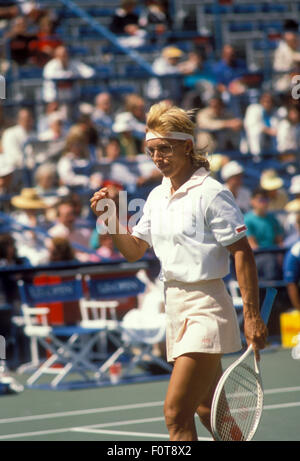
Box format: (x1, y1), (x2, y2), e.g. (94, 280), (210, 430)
(215, 364), (263, 441)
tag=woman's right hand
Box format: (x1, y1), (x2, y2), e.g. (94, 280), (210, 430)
(90, 187), (110, 217)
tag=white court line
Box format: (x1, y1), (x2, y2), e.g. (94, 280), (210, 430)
(1, 400), (300, 440)
(1, 385), (300, 426)
(72, 428), (211, 441)
(0, 401), (164, 425)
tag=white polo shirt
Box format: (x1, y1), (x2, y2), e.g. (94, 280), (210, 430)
(132, 167), (247, 283)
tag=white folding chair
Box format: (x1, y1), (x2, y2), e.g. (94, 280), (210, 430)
(17, 278), (110, 388)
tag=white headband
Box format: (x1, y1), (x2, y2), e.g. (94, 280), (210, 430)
(146, 131), (195, 144)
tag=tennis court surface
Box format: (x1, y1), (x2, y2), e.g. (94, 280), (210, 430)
(0, 346), (299, 442)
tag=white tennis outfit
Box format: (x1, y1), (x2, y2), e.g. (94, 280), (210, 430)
(132, 167), (246, 362)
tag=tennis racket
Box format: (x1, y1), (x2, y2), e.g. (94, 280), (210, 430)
(210, 287), (277, 442)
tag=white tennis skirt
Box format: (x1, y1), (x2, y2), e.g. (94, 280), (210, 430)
(164, 278), (242, 362)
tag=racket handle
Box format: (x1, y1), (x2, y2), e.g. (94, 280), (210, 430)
(260, 287), (277, 325)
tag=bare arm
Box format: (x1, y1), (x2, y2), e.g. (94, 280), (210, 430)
(287, 283), (300, 311)
(90, 188), (149, 262)
(226, 236), (268, 360)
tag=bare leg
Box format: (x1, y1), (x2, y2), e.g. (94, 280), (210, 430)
(164, 352), (222, 441)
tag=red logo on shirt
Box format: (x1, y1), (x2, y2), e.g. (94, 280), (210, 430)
(235, 225), (247, 234)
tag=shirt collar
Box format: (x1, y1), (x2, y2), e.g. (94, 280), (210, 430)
(161, 167), (211, 197)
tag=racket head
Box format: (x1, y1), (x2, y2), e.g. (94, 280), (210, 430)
(210, 346), (264, 441)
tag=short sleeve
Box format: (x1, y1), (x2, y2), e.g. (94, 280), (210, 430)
(131, 199), (153, 248)
(205, 189), (247, 246)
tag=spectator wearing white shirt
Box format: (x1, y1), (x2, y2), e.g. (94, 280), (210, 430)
(90, 101), (267, 441)
(273, 31), (300, 93)
(147, 46), (184, 103)
(276, 105), (300, 153)
(244, 92), (280, 156)
(220, 161), (251, 213)
(1, 108), (35, 168)
(38, 111), (67, 141)
(43, 45), (95, 103)
(57, 130), (102, 189)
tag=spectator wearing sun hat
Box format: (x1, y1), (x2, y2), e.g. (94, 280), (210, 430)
(10, 188), (50, 265)
(220, 161), (251, 213)
(147, 46), (184, 102)
(260, 169), (289, 212)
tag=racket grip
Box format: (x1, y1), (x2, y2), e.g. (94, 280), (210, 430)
(260, 288), (277, 324)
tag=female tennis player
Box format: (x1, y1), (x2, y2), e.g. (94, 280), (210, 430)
(90, 102), (268, 441)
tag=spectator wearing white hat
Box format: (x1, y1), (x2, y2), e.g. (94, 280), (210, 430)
(260, 169), (289, 212)
(112, 112), (141, 158)
(220, 161), (251, 214)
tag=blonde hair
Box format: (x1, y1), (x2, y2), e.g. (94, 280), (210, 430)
(146, 101), (210, 170)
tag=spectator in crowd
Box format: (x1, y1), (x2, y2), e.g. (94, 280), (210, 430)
(92, 92), (114, 144)
(0, 156), (18, 213)
(118, 23), (147, 49)
(283, 238), (300, 311)
(244, 92), (280, 156)
(284, 199), (300, 248)
(109, 0), (140, 35)
(118, 93), (146, 140)
(0, 233), (29, 267)
(48, 198), (92, 262)
(90, 231), (122, 261)
(102, 137), (122, 162)
(34, 14), (63, 66)
(74, 113), (99, 148)
(282, 175), (300, 243)
(34, 162), (68, 203)
(112, 112), (142, 158)
(6, 15), (38, 66)
(276, 105), (300, 153)
(57, 130), (102, 189)
(47, 236), (77, 263)
(220, 161), (251, 213)
(212, 44), (248, 98)
(0, 233), (30, 306)
(10, 188), (49, 265)
(260, 169), (289, 212)
(273, 31), (300, 93)
(289, 175), (300, 202)
(139, 0), (170, 35)
(38, 111), (67, 141)
(1, 107), (35, 168)
(244, 188), (284, 280)
(196, 96), (243, 151)
(43, 45), (95, 103)
(37, 101), (68, 134)
(147, 46), (185, 103)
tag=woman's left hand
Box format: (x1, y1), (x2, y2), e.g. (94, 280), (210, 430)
(244, 312), (268, 361)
